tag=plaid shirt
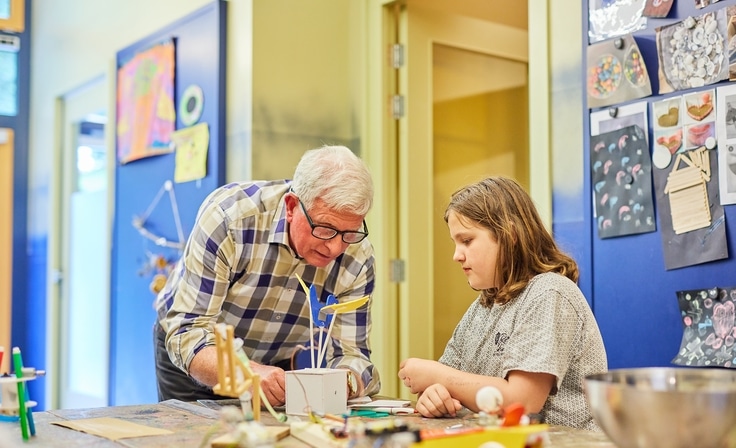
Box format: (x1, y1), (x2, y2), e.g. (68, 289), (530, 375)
(155, 180), (380, 394)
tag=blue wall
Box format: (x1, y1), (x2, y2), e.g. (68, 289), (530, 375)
(566, 0), (736, 369)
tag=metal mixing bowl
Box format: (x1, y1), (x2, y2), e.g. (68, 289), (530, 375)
(584, 367), (736, 448)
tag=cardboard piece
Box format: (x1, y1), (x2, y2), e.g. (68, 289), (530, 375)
(50, 417), (173, 440)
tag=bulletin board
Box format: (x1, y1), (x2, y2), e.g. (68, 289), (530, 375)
(583, 1), (736, 369)
(110, 1), (226, 405)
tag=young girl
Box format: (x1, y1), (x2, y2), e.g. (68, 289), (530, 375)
(398, 177), (607, 430)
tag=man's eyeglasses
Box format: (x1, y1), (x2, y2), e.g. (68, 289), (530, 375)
(297, 199), (369, 244)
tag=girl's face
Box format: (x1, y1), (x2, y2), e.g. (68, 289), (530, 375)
(447, 210), (501, 290)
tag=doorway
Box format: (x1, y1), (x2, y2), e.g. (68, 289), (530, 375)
(384, 1), (532, 398)
(50, 77), (110, 409)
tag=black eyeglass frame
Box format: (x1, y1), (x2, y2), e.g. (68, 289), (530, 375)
(297, 198), (369, 244)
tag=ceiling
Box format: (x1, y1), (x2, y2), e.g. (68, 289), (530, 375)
(407, 0), (528, 31)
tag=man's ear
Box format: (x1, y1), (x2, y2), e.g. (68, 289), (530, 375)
(284, 191), (298, 221)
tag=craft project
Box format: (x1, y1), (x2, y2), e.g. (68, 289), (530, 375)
(590, 124), (656, 238)
(652, 141), (727, 270)
(287, 274), (370, 416)
(131, 180), (185, 250)
(656, 11), (728, 94)
(673, 286), (736, 368)
(0, 347), (44, 442)
(587, 35), (652, 109)
(664, 147), (712, 234)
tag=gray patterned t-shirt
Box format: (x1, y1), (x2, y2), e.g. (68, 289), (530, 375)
(438, 272), (607, 430)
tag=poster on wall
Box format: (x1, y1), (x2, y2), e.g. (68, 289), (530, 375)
(672, 285), (736, 368)
(589, 124), (657, 239)
(652, 144), (728, 270)
(116, 39), (176, 165)
(716, 82), (736, 205)
(655, 11), (729, 94)
(588, 0), (647, 43)
(590, 100), (649, 139)
(587, 35), (652, 109)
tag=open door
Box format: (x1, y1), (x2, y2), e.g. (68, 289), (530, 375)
(50, 77), (111, 409)
(383, 2), (537, 399)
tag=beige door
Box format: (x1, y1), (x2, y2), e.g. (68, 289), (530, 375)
(384, 1), (538, 399)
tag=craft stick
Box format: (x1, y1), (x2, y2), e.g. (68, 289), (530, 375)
(0, 346), (4, 373)
(317, 316), (338, 368)
(294, 273), (316, 368)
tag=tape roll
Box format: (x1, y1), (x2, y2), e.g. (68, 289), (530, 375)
(179, 84), (204, 126)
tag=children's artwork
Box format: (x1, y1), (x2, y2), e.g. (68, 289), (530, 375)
(587, 35), (652, 109)
(116, 39), (176, 164)
(655, 11), (729, 94)
(652, 146), (728, 270)
(673, 286), (736, 368)
(588, 0), (647, 43)
(590, 100), (649, 139)
(652, 96), (683, 169)
(643, 0), (674, 18)
(172, 122), (209, 183)
(590, 125), (656, 238)
(716, 69), (736, 205)
(728, 7), (736, 80)
(664, 148), (713, 234)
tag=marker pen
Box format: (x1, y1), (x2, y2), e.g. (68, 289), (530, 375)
(12, 347), (29, 441)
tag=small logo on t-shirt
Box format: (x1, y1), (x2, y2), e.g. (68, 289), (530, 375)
(494, 332), (509, 354)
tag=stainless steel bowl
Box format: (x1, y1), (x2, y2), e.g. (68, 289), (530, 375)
(584, 368), (736, 448)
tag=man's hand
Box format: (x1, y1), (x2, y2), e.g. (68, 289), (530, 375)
(249, 363), (286, 406)
(415, 384), (463, 418)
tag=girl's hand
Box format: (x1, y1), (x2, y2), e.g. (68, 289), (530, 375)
(415, 384), (463, 418)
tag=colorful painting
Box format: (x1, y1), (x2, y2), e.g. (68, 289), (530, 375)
(673, 286), (736, 368)
(589, 124), (656, 238)
(116, 39), (176, 164)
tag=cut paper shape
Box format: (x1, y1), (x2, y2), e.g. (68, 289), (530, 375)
(587, 35), (652, 109)
(686, 91), (714, 121)
(179, 84), (204, 127)
(664, 147), (712, 234)
(590, 125), (656, 239)
(655, 11), (728, 94)
(673, 286), (736, 368)
(656, 128), (683, 154)
(652, 143), (673, 169)
(172, 122), (209, 183)
(116, 39), (176, 164)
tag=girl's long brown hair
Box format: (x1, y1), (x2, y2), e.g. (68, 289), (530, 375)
(444, 177), (579, 307)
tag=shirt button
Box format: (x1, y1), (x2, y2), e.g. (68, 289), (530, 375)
(275, 314), (282, 320)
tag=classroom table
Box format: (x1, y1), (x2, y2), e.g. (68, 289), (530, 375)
(0, 399), (617, 447)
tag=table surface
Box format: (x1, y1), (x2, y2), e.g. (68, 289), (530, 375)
(0, 399), (617, 447)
